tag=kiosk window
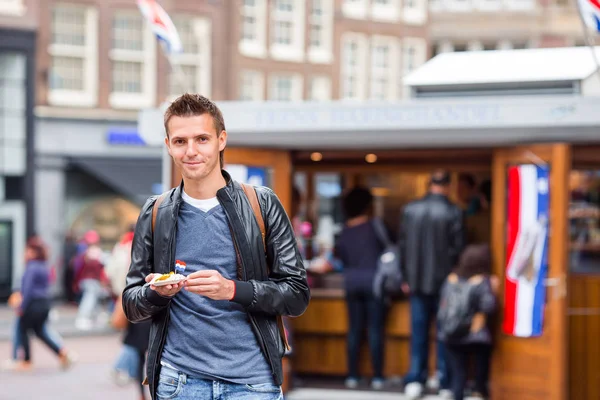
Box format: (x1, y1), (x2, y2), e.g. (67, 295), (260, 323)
(569, 170), (600, 273)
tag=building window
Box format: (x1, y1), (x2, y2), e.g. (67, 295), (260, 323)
(569, 170), (600, 273)
(239, 0), (267, 58)
(169, 16), (211, 98)
(48, 3), (98, 107)
(0, 0), (25, 15)
(239, 70), (264, 101)
(109, 10), (156, 109)
(341, 33), (367, 100)
(403, 0), (427, 25)
(342, 0), (368, 19)
(269, 74), (303, 101)
(370, 37), (399, 100)
(371, 0), (400, 22)
(270, 0), (305, 62)
(308, 0), (333, 64)
(401, 38), (427, 98)
(0, 52), (26, 176)
(402, 39), (427, 75)
(273, 0), (293, 45)
(308, 76), (331, 101)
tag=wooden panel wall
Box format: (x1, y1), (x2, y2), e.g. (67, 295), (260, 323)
(291, 296), (438, 377)
(569, 274), (600, 400)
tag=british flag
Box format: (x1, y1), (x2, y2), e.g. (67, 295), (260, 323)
(579, 0), (600, 32)
(136, 0), (183, 54)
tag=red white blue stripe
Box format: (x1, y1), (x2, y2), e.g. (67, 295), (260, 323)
(503, 165), (549, 337)
(579, 0), (600, 32)
(136, 0), (183, 54)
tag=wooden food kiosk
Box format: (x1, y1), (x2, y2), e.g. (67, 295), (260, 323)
(168, 48), (600, 400)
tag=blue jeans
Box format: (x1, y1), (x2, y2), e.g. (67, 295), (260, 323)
(12, 315), (63, 360)
(346, 290), (386, 380)
(114, 344), (140, 379)
(404, 294), (449, 389)
(157, 363), (283, 400)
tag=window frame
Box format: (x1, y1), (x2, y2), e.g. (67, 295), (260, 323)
(340, 32), (368, 101)
(108, 9), (156, 110)
(369, 35), (400, 101)
(47, 3), (98, 108)
(239, 70), (265, 101)
(0, 0), (25, 16)
(403, 0), (428, 24)
(371, 0), (400, 22)
(239, 0), (267, 59)
(268, 73), (303, 101)
(270, 0), (305, 62)
(401, 37), (427, 98)
(308, 0), (334, 64)
(342, 0), (369, 19)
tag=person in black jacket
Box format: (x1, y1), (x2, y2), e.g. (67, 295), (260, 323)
(122, 94), (310, 400)
(399, 170), (466, 399)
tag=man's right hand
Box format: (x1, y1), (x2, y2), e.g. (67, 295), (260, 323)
(145, 274), (185, 297)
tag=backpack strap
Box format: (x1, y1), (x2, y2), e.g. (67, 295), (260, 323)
(240, 183), (290, 351)
(241, 183), (266, 252)
(151, 192), (168, 234)
(372, 217), (391, 247)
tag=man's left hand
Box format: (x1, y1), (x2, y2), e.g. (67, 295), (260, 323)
(185, 270), (235, 301)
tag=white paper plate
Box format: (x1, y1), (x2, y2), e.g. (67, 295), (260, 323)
(150, 274), (187, 287)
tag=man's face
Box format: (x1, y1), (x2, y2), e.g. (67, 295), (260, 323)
(165, 114), (227, 182)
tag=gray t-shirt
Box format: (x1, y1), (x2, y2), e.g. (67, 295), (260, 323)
(161, 199), (272, 384)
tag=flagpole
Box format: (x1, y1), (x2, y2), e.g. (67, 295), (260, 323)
(576, 0), (600, 81)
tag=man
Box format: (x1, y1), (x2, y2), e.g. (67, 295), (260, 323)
(122, 94), (310, 400)
(457, 173), (480, 216)
(466, 180), (491, 245)
(399, 170), (465, 399)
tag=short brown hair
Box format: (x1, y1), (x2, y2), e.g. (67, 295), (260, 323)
(454, 244), (491, 279)
(26, 236), (48, 262)
(164, 93), (226, 168)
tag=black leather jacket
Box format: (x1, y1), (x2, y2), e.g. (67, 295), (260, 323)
(399, 193), (465, 296)
(122, 171), (310, 399)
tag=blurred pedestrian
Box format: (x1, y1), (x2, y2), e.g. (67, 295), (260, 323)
(106, 224), (151, 400)
(437, 244), (498, 400)
(399, 170), (466, 399)
(2, 289), (65, 372)
(466, 180), (492, 245)
(458, 173), (480, 216)
(74, 230), (110, 330)
(16, 237), (76, 371)
(334, 187), (388, 390)
(62, 230), (79, 303)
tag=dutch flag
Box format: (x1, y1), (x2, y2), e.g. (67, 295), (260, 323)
(579, 0), (600, 33)
(503, 165), (550, 338)
(136, 0), (183, 54)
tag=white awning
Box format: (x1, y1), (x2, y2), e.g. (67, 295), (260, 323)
(404, 47), (600, 87)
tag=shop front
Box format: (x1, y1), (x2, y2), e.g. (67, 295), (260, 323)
(167, 49), (600, 400)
